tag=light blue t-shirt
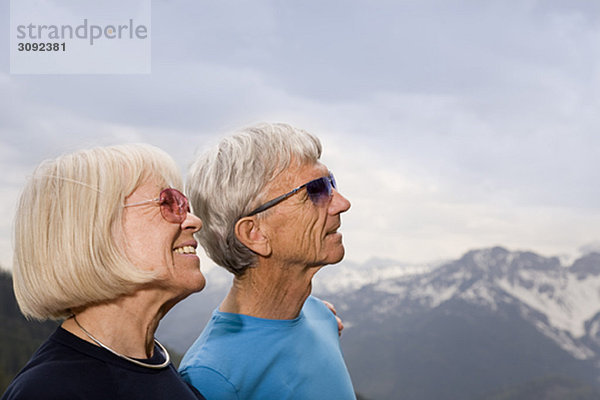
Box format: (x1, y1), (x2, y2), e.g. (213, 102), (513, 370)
(179, 295), (356, 400)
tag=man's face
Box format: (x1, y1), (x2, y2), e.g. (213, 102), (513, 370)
(258, 161), (351, 268)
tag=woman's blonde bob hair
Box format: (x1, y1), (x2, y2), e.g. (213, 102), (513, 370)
(13, 143), (183, 320)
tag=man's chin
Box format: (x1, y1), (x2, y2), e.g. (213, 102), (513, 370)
(324, 245), (346, 266)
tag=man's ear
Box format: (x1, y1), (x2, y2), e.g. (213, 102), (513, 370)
(235, 217), (272, 257)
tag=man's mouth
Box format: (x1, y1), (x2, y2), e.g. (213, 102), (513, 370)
(327, 224), (341, 235)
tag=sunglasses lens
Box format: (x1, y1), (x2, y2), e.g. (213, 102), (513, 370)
(329, 173), (337, 190)
(159, 188), (189, 223)
(306, 177), (333, 204)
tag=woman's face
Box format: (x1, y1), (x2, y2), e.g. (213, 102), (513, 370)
(121, 178), (205, 297)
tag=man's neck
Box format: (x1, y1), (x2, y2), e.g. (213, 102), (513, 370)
(219, 262), (321, 319)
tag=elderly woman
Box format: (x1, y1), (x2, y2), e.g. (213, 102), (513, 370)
(179, 123), (356, 399)
(2, 144), (206, 400)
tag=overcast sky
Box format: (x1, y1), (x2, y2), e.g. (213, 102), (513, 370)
(1, 0), (599, 272)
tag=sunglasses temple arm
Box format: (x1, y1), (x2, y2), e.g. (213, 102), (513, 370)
(123, 197), (160, 208)
(245, 187), (303, 217)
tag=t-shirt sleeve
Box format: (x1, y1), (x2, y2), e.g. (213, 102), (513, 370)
(180, 366), (239, 400)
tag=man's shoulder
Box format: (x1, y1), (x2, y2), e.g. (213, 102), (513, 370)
(304, 295), (328, 311)
(303, 295), (338, 322)
(178, 312), (241, 372)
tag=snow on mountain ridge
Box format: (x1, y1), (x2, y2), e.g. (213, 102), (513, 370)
(313, 258), (438, 294)
(323, 247), (600, 361)
(434, 249), (600, 357)
(496, 272), (600, 339)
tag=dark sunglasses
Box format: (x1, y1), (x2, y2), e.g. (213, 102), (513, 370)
(124, 188), (190, 224)
(245, 172), (337, 217)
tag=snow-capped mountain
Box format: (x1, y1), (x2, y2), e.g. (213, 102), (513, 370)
(314, 247), (600, 399)
(158, 247), (600, 400)
(312, 257), (442, 294)
(319, 247), (600, 362)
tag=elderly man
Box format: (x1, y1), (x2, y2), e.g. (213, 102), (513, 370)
(179, 123), (355, 399)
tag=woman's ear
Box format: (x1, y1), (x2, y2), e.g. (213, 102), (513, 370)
(235, 217), (271, 257)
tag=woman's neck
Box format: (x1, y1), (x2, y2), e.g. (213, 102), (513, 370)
(62, 289), (174, 358)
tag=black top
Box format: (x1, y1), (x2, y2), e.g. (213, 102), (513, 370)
(2, 327), (205, 400)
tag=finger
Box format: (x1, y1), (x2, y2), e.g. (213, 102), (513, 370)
(336, 315), (344, 336)
(322, 300), (337, 315)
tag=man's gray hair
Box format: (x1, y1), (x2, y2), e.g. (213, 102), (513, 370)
(187, 122), (322, 275)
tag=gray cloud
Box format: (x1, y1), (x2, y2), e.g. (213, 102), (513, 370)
(1, 0), (599, 268)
